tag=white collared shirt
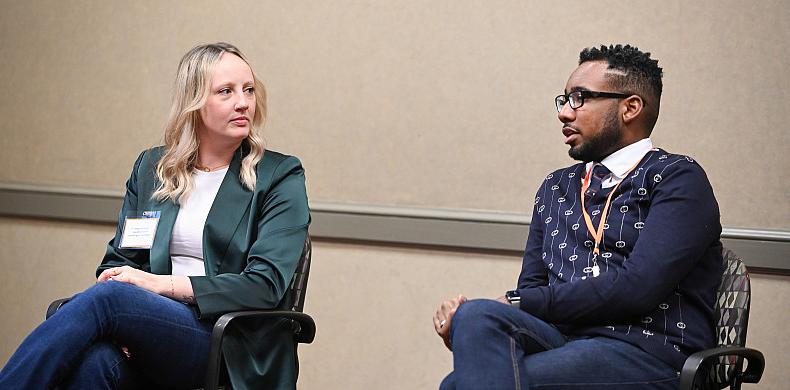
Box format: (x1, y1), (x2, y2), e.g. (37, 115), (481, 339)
(584, 138), (655, 188)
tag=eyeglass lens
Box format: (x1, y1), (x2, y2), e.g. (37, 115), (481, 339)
(555, 92), (584, 112)
(568, 92), (583, 109)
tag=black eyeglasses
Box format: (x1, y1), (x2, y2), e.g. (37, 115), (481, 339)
(555, 90), (634, 112)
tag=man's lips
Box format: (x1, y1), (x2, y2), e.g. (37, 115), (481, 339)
(562, 126), (579, 145)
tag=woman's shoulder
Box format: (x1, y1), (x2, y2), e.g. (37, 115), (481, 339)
(253, 149), (306, 188)
(119, 146), (164, 181)
(258, 149), (299, 163)
(256, 150), (304, 175)
(131, 145), (166, 170)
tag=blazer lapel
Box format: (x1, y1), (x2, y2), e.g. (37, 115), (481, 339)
(148, 199), (178, 275)
(202, 148), (254, 276)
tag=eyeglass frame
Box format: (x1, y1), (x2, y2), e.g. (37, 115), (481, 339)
(555, 90), (642, 112)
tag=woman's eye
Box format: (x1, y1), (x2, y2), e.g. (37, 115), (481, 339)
(244, 87), (255, 94)
(218, 88), (231, 95)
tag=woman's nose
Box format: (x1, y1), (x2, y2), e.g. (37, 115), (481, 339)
(235, 94), (249, 111)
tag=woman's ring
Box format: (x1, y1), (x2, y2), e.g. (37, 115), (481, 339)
(439, 319), (447, 327)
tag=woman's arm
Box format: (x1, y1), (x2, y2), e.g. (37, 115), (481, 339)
(96, 150), (153, 275)
(189, 156), (310, 317)
(97, 266), (195, 304)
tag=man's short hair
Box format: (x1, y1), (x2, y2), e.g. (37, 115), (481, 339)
(579, 44), (663, 127)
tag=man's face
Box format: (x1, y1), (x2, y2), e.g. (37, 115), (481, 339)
(558, 61), (625, 162)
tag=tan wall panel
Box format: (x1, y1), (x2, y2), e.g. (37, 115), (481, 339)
(0, 1), (787, 229)
(1, 218), (788, 388)
(746, 274), (790, 390)
(0, 218), (112, 369)
(297, 241), (521, 389)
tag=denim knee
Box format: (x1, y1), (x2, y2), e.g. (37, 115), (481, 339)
(86, 280), (129, 295)
(67, 281), (144, 324)
(439, 371), (456, 390)
(452, 299), (505, 333)
(80, 281), (135, 305)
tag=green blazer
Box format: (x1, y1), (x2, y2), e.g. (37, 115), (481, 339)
(97, 145), (310, 390)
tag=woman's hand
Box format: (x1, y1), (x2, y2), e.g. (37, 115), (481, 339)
(433, 294), (467, 351)
(97, 266), (166, 295)
(97, 266), (196, 304)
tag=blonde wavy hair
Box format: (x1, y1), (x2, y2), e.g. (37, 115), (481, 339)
(152, 42), (267, 203)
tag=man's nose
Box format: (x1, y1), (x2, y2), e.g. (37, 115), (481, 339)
(557, 101), (575, 122)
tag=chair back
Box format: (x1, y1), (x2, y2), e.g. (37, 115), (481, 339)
(279, 235), (312, 312)
(708, 247), (751, 387)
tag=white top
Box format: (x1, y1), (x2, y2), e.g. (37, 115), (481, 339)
(169, 167), (228, 276)
(584, 138), (655, 189)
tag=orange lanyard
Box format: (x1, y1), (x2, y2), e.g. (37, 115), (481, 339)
(579, 158), (643, 277)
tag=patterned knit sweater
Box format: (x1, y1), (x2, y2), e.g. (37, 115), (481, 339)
(516, 149), (723, 371)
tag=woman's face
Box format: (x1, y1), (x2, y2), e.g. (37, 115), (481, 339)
(197, 53), (256, 148)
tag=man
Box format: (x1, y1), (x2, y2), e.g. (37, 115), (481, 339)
(434, 44), (723, 389)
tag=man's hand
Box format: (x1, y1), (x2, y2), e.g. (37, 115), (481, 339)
(97, 266), (166, 295)
(433, 294), (467, 351)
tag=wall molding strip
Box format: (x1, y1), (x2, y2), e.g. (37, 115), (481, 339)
(1, 182), (788, 274)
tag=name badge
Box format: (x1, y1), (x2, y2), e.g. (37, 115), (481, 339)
(119, 211), (160, 249)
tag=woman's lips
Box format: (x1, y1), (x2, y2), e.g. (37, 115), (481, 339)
(230, 117), (249, 125)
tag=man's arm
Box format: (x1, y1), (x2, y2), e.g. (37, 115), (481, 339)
(517, 191), (550, 290)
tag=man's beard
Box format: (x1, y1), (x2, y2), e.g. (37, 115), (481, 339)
(568, 108), (622, 162)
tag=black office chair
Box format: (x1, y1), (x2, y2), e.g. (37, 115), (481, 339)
(678, 247), (764, 390)
(47, 236), (315, 390)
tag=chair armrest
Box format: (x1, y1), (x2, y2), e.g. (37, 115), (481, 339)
(204, 310), (316, 390)
(213, 311), (316, 345)
(678, 346), (764, 390)
(46, 298), (72, 319)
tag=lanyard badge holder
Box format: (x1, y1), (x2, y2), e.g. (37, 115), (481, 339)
(579, 159), (643, 277)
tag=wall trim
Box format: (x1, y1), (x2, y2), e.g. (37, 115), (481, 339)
(1, 182), (788, 274)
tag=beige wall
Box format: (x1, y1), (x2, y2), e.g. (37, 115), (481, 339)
(0, 1), (788, 228)
(1, 1), (788, 389)
(0, 218), (788, 389)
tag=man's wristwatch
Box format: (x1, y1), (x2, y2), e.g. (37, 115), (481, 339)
(505, 289), (521, 308)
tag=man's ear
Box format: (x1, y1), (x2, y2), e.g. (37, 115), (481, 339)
(621, 95), (644, 124)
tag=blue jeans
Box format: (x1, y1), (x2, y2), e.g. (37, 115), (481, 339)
(0, 281), (213, 389)
(440, 300), (680, 390)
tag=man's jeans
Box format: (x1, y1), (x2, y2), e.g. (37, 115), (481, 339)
(440, 299), (680, 389)
(0, 281), (213, 389)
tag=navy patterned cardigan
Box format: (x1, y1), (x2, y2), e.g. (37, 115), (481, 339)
(516, 149), (723, 370)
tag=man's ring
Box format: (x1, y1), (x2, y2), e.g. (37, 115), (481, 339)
(439, 319), (446, 327)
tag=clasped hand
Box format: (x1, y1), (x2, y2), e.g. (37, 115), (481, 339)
(97, 266), (166, 295)
(433, 295), (509, 351)
(433, 295), (467, 351)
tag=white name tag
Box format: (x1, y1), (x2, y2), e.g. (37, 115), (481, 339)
(119, 216), (160, 249)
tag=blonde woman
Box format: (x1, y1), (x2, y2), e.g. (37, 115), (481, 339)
(0, 43), (310, 389)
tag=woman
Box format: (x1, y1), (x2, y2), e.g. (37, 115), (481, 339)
(0, 43), (310, 389)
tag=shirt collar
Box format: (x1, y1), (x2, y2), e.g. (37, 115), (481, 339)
(585, 138), (654, 180)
